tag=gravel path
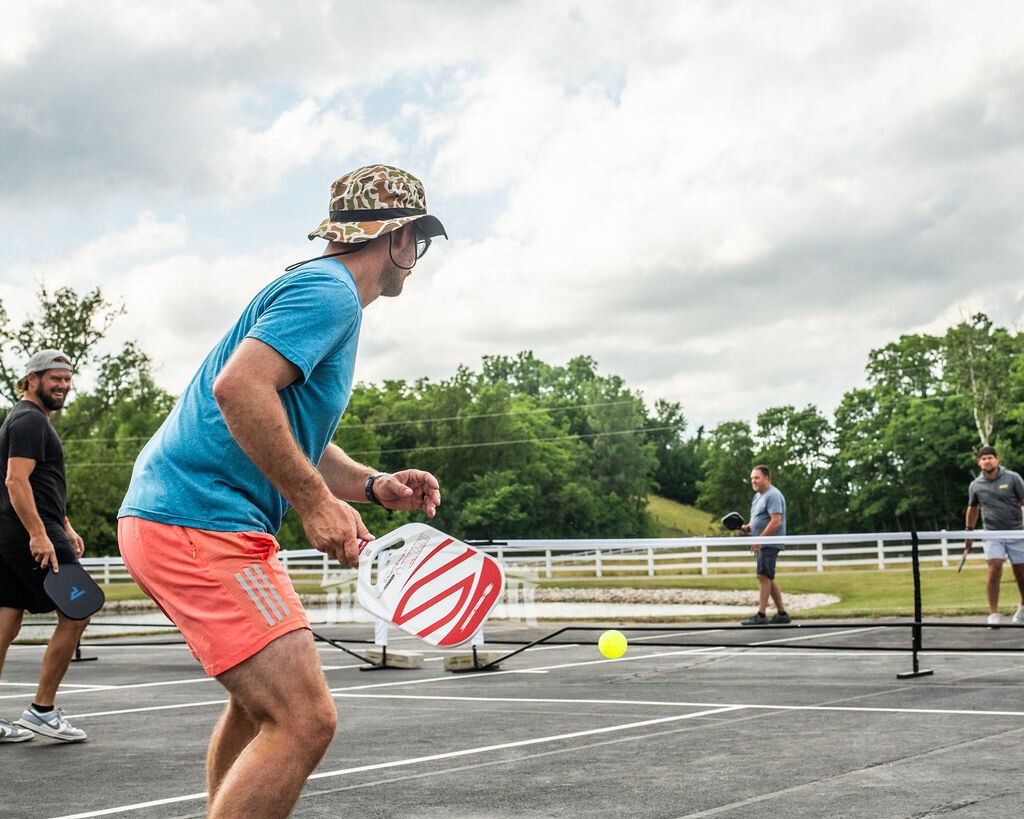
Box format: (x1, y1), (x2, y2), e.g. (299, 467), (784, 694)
(104, 587), (839, 613)
(528, 587), (838, 612)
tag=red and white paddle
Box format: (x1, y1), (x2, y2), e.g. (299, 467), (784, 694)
(357, 523), (505, 647)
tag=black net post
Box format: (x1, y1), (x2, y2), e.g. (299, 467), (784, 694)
(897, 529), (933, 679)
(71, 640), (97, 663)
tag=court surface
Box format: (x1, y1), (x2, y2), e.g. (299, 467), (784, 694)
(2, 619), (1023, 818)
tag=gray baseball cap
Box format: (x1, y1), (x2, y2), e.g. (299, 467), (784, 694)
(25, 349), (74, 376)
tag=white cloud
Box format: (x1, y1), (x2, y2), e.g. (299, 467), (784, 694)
(0, 1), (61, 66)
(2, 1), (1024, 432)
(212, 100), (400, 202)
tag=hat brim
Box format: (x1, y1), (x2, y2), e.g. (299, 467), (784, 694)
(308, 213), (447, 243)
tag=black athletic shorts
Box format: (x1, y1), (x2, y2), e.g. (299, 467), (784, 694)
(756, 546), (781, 580)
(0, 532), (79, 614)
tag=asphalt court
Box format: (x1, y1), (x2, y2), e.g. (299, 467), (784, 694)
(2, 620), (1024, 818)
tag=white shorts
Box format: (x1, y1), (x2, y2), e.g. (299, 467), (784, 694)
(982, 538), (1024, 565)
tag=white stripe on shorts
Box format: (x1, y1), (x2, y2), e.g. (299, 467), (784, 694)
(251, 564), (291, 617)
(234, 569), (277, 626)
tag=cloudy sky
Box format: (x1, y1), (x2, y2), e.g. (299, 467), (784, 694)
(2, 1), (1022, 432)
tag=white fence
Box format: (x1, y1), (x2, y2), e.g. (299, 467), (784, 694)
(80, 528), (1007, 584)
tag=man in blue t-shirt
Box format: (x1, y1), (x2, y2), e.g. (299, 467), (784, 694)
(739, 464), (789, 626)
(117, 165), (447, 817)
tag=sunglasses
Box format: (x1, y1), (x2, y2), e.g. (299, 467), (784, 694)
(413, 224), (432, 260)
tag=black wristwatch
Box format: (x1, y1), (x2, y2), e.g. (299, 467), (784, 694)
(365, 473), (386, 506)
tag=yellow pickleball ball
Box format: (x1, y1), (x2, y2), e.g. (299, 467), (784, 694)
(598, 629), (628, 659)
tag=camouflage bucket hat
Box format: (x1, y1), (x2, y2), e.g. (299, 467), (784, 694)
(308, 164), (447, 243)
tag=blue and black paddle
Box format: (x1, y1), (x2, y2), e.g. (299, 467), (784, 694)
(43, 564), (105, 620)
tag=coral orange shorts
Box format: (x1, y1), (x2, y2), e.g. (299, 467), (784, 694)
(118, 516), (309, 677)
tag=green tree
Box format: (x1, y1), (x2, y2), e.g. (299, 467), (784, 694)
(646, 401), (704, 505)
(696, 421), (755, 519)
(0, 285), (172, 555)
(942, 313), (1020, 446)
(754, 404), (833, 534)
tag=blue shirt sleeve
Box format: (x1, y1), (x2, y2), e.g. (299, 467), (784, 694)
(246, 271), (360, 384)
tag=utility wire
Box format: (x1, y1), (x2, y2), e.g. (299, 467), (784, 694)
(64, 424), (679, 467)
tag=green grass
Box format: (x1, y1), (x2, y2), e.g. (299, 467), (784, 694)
(536, 565), (1010, 619)
(648, 495), (719, 537)
(90, 497), (1006, 620)
(99, 566), (1007, 619)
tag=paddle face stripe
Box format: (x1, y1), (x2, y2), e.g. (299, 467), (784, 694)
(356, 523), (506, 647)
(393, 551), (477, 639)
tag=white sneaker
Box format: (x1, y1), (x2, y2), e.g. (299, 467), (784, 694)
(988, 613), (1002, 628)
(15, 706), (86, 742)
(0, 717), (33, 743)
(1013, 605), (1024, 625)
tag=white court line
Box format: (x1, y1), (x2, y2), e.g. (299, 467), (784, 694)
(50, 685), (1024, 818)
(70, 699), (228, 719)
(48, 705), (745, 819)
(7, 643), (186, 651)
(58, 642), (1024, 721)
(0, 675), (215, 702)
(748, 626), (886, 646)
(334, 691), (1024, 718)
(633, 629), (728, 641)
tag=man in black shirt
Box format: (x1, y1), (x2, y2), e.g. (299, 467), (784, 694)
(0, 350), (89, 743)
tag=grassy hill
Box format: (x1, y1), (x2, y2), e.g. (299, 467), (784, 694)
(648, 495), (719, 537)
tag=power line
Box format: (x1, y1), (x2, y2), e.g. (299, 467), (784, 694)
(64, 424), (679, 467)
(58, 398), (647, 443)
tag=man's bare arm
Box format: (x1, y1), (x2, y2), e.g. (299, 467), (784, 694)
(318, 444), (440, 517)
(213, 338), (369, 564)
(5, 456), (59, 571)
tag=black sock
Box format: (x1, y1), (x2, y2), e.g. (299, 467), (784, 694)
(31, 702), (54, 713)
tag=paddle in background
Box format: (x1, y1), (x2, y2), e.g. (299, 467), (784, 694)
(721, 511), (745, 531)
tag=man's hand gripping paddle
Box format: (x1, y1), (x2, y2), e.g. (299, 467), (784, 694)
(43, 564), (105, 620)
(721, 511), (745, 531)
(356, 523), (505, 647)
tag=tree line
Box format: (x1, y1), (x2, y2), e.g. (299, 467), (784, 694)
(0, 287), (1011, 555)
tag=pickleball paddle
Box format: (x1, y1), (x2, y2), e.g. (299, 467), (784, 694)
(356, 523), (504, 647)
(721, 511), (745, 531)
(44, 563), (105, 620)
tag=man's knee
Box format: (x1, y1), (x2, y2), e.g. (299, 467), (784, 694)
(220, 631), (337, 747)
(259, 691), (335, 758)
(55, 613), (91, 638)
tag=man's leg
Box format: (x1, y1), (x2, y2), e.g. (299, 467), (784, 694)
(986, 559), (1004, 614)
(1012, 562), (1024, 601)
(207, 699), (259, 797)
(34, 611), (90, 707)
(0, 607), (25, 678)
(756, 574), (771, 614)
(207, 629), (337, 819)
(769, 580), (785, 613)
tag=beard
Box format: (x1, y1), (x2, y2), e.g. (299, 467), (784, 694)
(37, 387), (67, 411)
(379, 263), (408, 298)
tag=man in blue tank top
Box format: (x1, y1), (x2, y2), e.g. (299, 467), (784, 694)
(118, 165), (447, 817)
